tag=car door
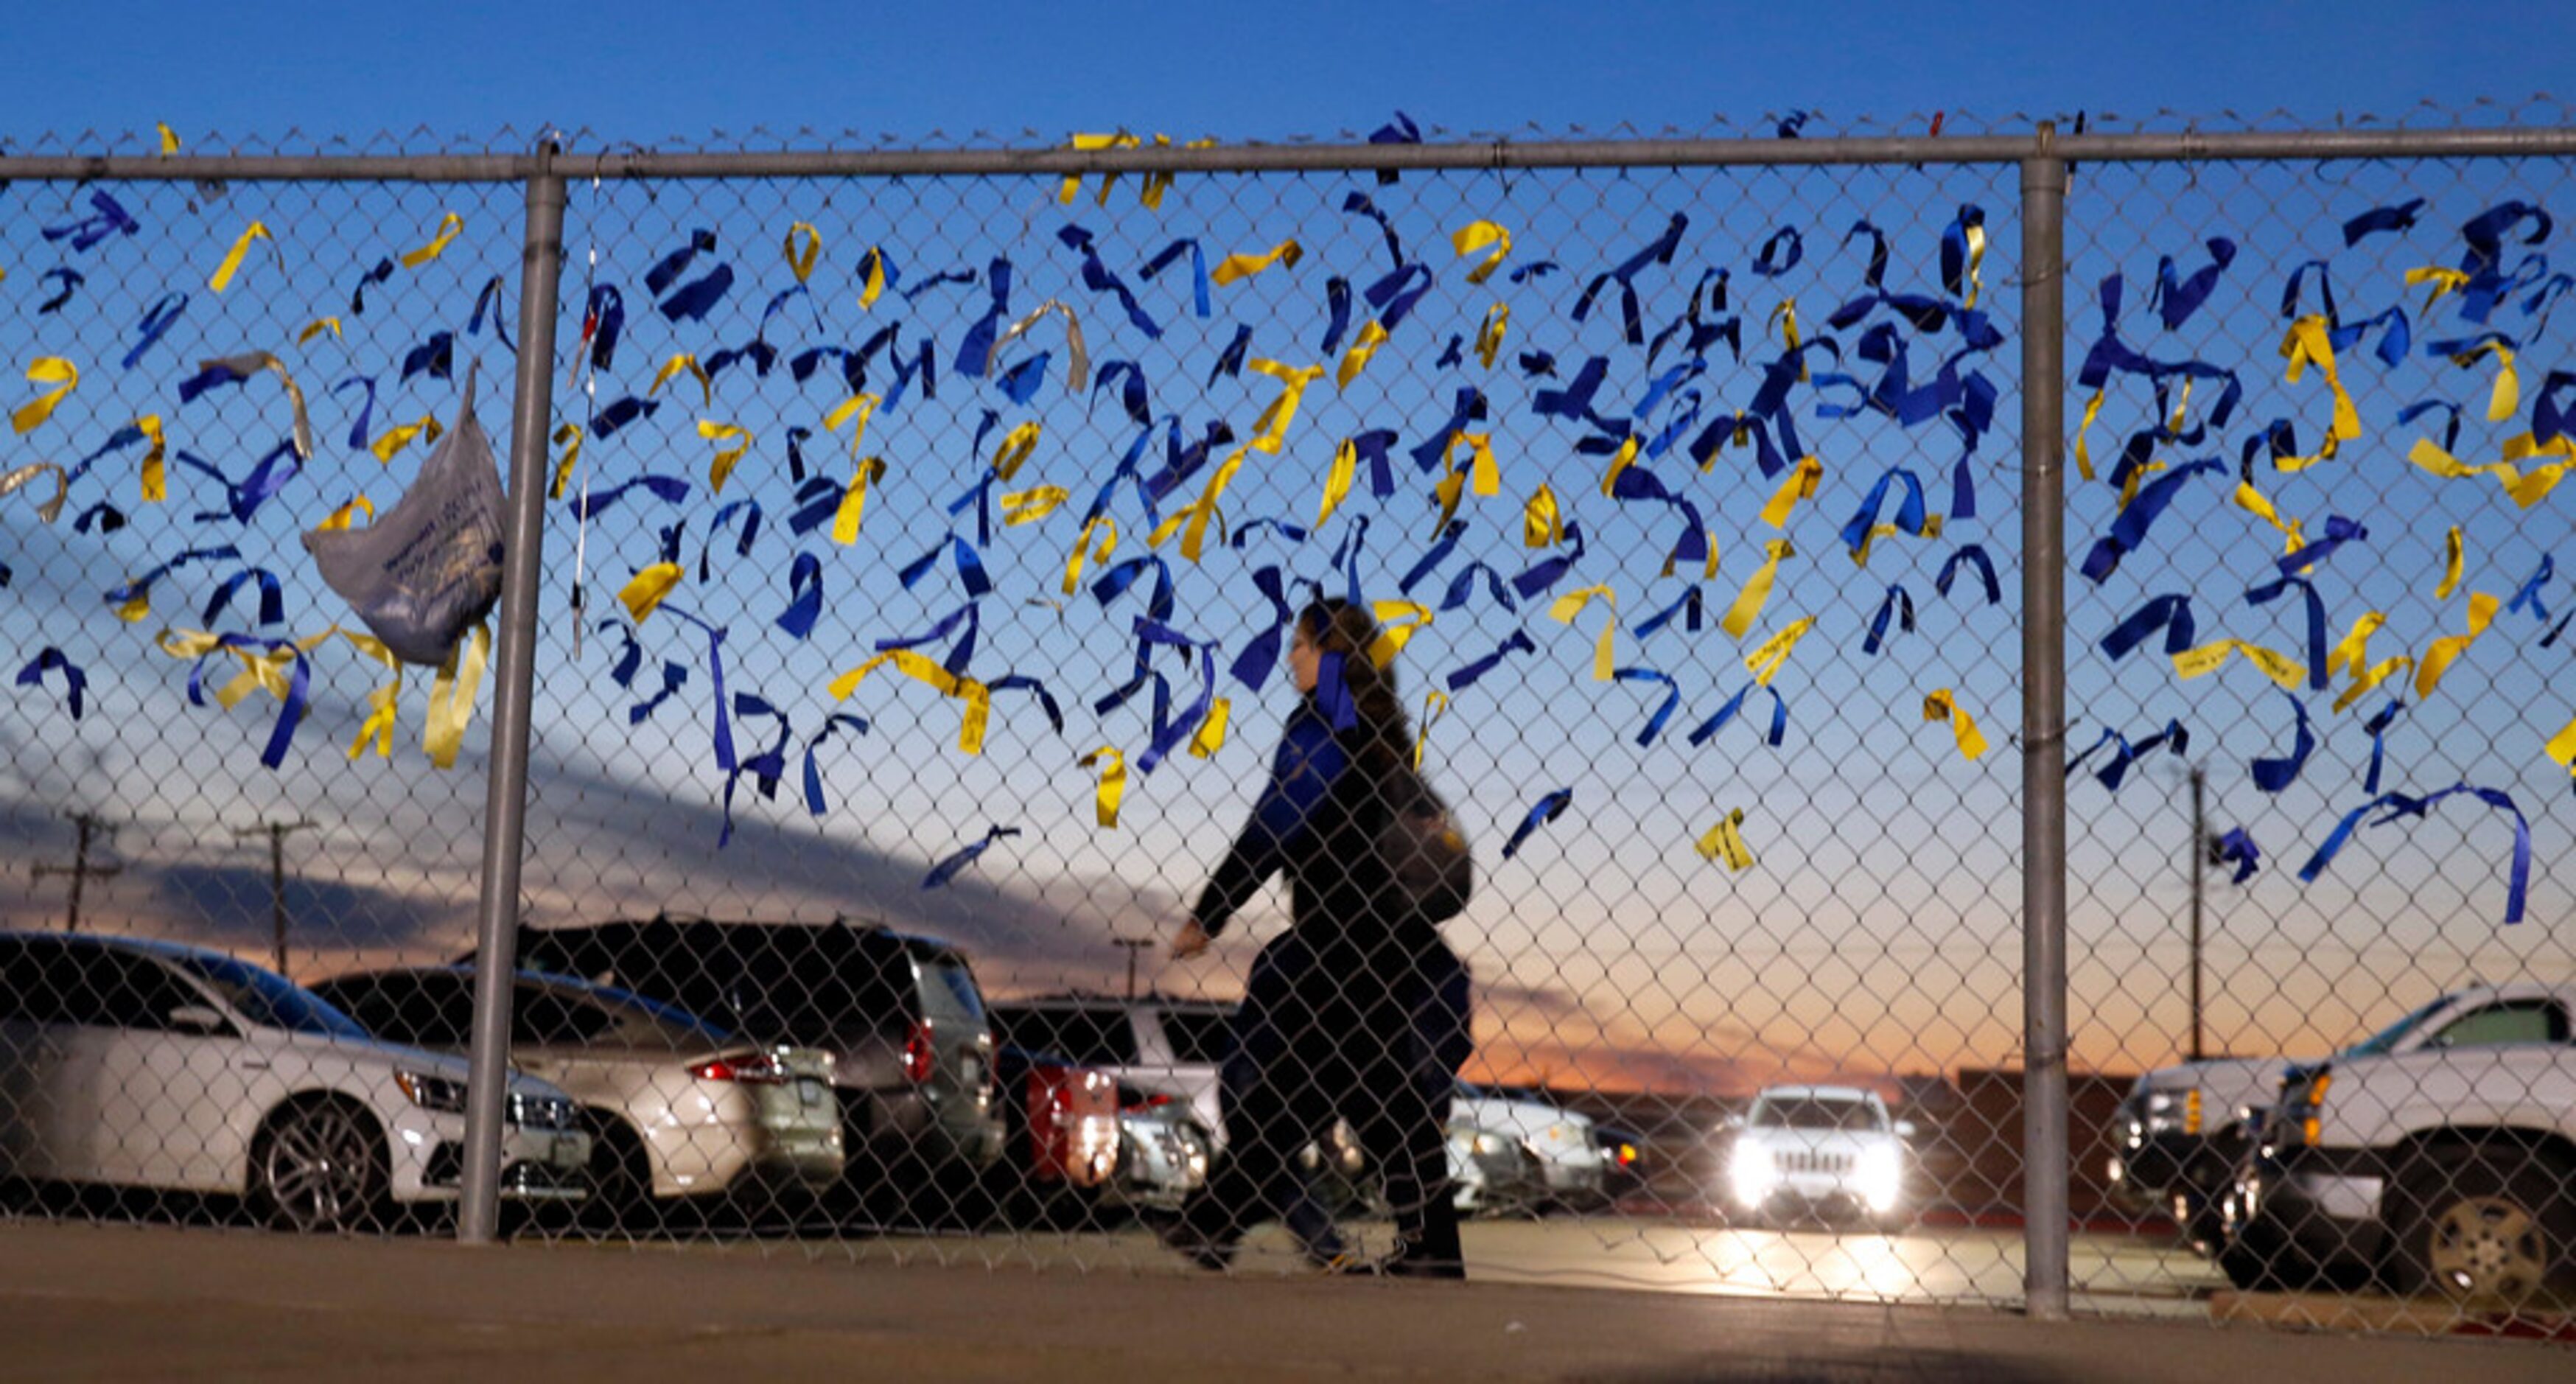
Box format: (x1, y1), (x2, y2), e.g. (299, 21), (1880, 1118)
(74, 948), (248, 1188)
(0, 939), (77, 1178)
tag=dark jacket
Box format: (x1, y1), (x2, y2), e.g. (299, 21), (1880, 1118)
(1193, 700), (1428, 974)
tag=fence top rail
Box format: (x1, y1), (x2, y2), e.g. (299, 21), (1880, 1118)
(7, 125), (2576, 183)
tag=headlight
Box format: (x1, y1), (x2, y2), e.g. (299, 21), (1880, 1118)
(1468, 1130), (1511, 1158)
(395, 1070), (468, 1114)
(1858, 1143), (1903, 1213)
(2138, 1089), (2202, 1136)
(1728, 1142), (1777, 1209)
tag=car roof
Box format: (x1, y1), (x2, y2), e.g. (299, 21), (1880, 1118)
(996, 992), (1233, 1013)
(1752, 1084), (1879, 1104)
(1, 930), (239, 968)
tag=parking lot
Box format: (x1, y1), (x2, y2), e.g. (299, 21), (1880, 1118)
(10, 1217), (2569, 1384)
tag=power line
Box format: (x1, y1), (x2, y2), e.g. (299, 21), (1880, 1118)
(233, 818), (319, 976)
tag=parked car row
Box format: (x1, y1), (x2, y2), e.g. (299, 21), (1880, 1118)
(3, 916), (1617, 1242)
(2112, 982), (2576, 1309)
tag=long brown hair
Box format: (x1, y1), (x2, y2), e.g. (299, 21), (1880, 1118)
(1298, 598), (1413, 772)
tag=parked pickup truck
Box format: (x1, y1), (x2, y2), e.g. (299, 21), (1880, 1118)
(2220, 982), (2576, 1307)
(2111, 982), (2569, 1254)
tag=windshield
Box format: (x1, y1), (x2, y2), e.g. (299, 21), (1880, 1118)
(176, 954), (373, 1041)
(1751, 1097), (1884, 1132)
(2337, 996), (2450, 1059)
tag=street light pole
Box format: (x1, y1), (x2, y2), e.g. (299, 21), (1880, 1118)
(2188, 767), (2205, 1063)
(1112, 937), (1155, 1001)
(30, 811), (121, 934)
(235, 818), (319, 976)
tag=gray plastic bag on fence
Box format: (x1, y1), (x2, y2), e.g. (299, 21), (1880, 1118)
(301, 367), (505, 665)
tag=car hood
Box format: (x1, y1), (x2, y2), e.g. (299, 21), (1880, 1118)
(2131, 1056), (2295, 1111)
(1736, 1127), (1897, 1155)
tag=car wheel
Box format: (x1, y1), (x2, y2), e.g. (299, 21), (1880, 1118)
(248, 1097), (388, 1234)
(2386, 1151), (2572, 1307)
(578, 1113), (654, 1234)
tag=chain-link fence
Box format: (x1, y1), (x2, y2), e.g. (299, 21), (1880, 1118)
(2, 112), (2574, 1332)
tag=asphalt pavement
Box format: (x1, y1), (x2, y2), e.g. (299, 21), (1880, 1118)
(6, 1217), (2571, 1382)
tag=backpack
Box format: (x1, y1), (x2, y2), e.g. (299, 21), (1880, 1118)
(1379, 761), (1474, 924)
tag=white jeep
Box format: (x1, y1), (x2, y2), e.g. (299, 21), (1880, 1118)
(2222, 982), (2576, 1307)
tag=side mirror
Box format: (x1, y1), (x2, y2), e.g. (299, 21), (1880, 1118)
(1894, 1119), (1918, 1139)
(168, 1004), (231, 1037)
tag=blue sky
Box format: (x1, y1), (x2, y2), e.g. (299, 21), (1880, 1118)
(2, 2), (2569, 151)
(3, 3), (2573, 1097)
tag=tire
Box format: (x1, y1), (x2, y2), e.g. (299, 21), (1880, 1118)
(247, 1096), (388, 1234)
(2384, 1150), (2574, 1307)
(578, 1112), (654, 1234)
(2217, 1216), (2324, 1293)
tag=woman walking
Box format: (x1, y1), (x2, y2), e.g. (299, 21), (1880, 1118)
(1165, 598), (1466, 1278)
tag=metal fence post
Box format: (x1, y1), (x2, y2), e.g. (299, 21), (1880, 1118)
(458, 144), (569, 1245)
(2018, 124), (2071, 1320)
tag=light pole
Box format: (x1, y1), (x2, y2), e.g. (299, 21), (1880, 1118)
(1112, 936), (1155, 1001)
(235, 818), (318, 976)
(30, 810), (121, 933)
(2188, 766), (2206, 1063)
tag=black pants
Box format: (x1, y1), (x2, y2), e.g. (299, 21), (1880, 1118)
(1186, 930), (1463, 1265)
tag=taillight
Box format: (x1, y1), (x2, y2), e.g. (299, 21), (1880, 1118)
(690, 1053), (788, 1085)
(903, 1018), (936, 1084)
(1122, 1089), (1175, 1114)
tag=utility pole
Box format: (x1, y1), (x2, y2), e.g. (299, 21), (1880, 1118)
(2188, 766), (2206, 1063)
(234, 818), (318, 976)
(1112, 936), (1155, 1001)
(30, 811), (121, 934)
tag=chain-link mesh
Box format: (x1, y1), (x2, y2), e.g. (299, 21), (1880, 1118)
(1, 120), (2572, 1333)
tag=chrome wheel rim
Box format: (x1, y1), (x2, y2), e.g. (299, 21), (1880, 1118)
(2429, 1195), (2546, 1304)
(262, 1106), (374, 1231)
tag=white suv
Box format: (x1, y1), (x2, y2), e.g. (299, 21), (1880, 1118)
(0, 933), (590, 1230)
(1724, 1084), (1912, 1229)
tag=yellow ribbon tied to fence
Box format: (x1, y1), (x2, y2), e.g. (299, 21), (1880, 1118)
(136, 415), (166, 501)
(1722, 539), (1795, 639)
(1318, 438), (1359, 527)
(1245, 359), (1326, 453)
(827, 650), (991, 755)
(1743, 617), (1815, 688)
(1337, 319), (1389, 390)
(315, 495), (374, 532)
(1001, 486), (1069, 527)
(548, 424), (584, 499)
(1451, 220), (1513, 284)
(1547, 584), (1618, 681)
(1211, 239), (1303, 286)
(1476, 304), (1508, 368)
(618, 563), (685, 623)
(699, 420), (751, 494)
(2325, 612), (2387, 684)
(424, 624), (491, 770)
(2278, 315), (2364, 445)
(652, 353), (713, 408)
(1415, 691), (1449, 770)
(2437, 526), (2465, 600)
(2074, 389), (2104, 482)
(157, 122), (180, 155)
(1597, 436), (1639, 497)
(1760, 455), (1824, 528)
(1063, 515), (1117, 595)
(1922, 688), (1991, 761)
(13, 357), (77, 433)
(2172, 638), (2306, 690)
(1190, 698), (1231, 758)
(990, 420), (1041, 479)
(209, 221), (274, 293)
(1370, 601), (1432, 668)
(783, 222), (822, 283)
(297, 318), (342, 346)
(1079, 747), (1126, 827)
(399, 212), (464, 268)
(826, 391), (881, 458)
(2446, 338), (2520, 422)
(832, 457), (888, 545)
(2415, 592), (2499, 702)
(858, 248), (892, 307)
(2547, 715), (2576, 783)
(1525, 483), (1561, 547)
(1696, 808), (1757, 872)
(1446, 430), (1500, 496)
(371, 414), (442, 465)
(2333, 654), (2413, 714)
(341, 629), (402, 760)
